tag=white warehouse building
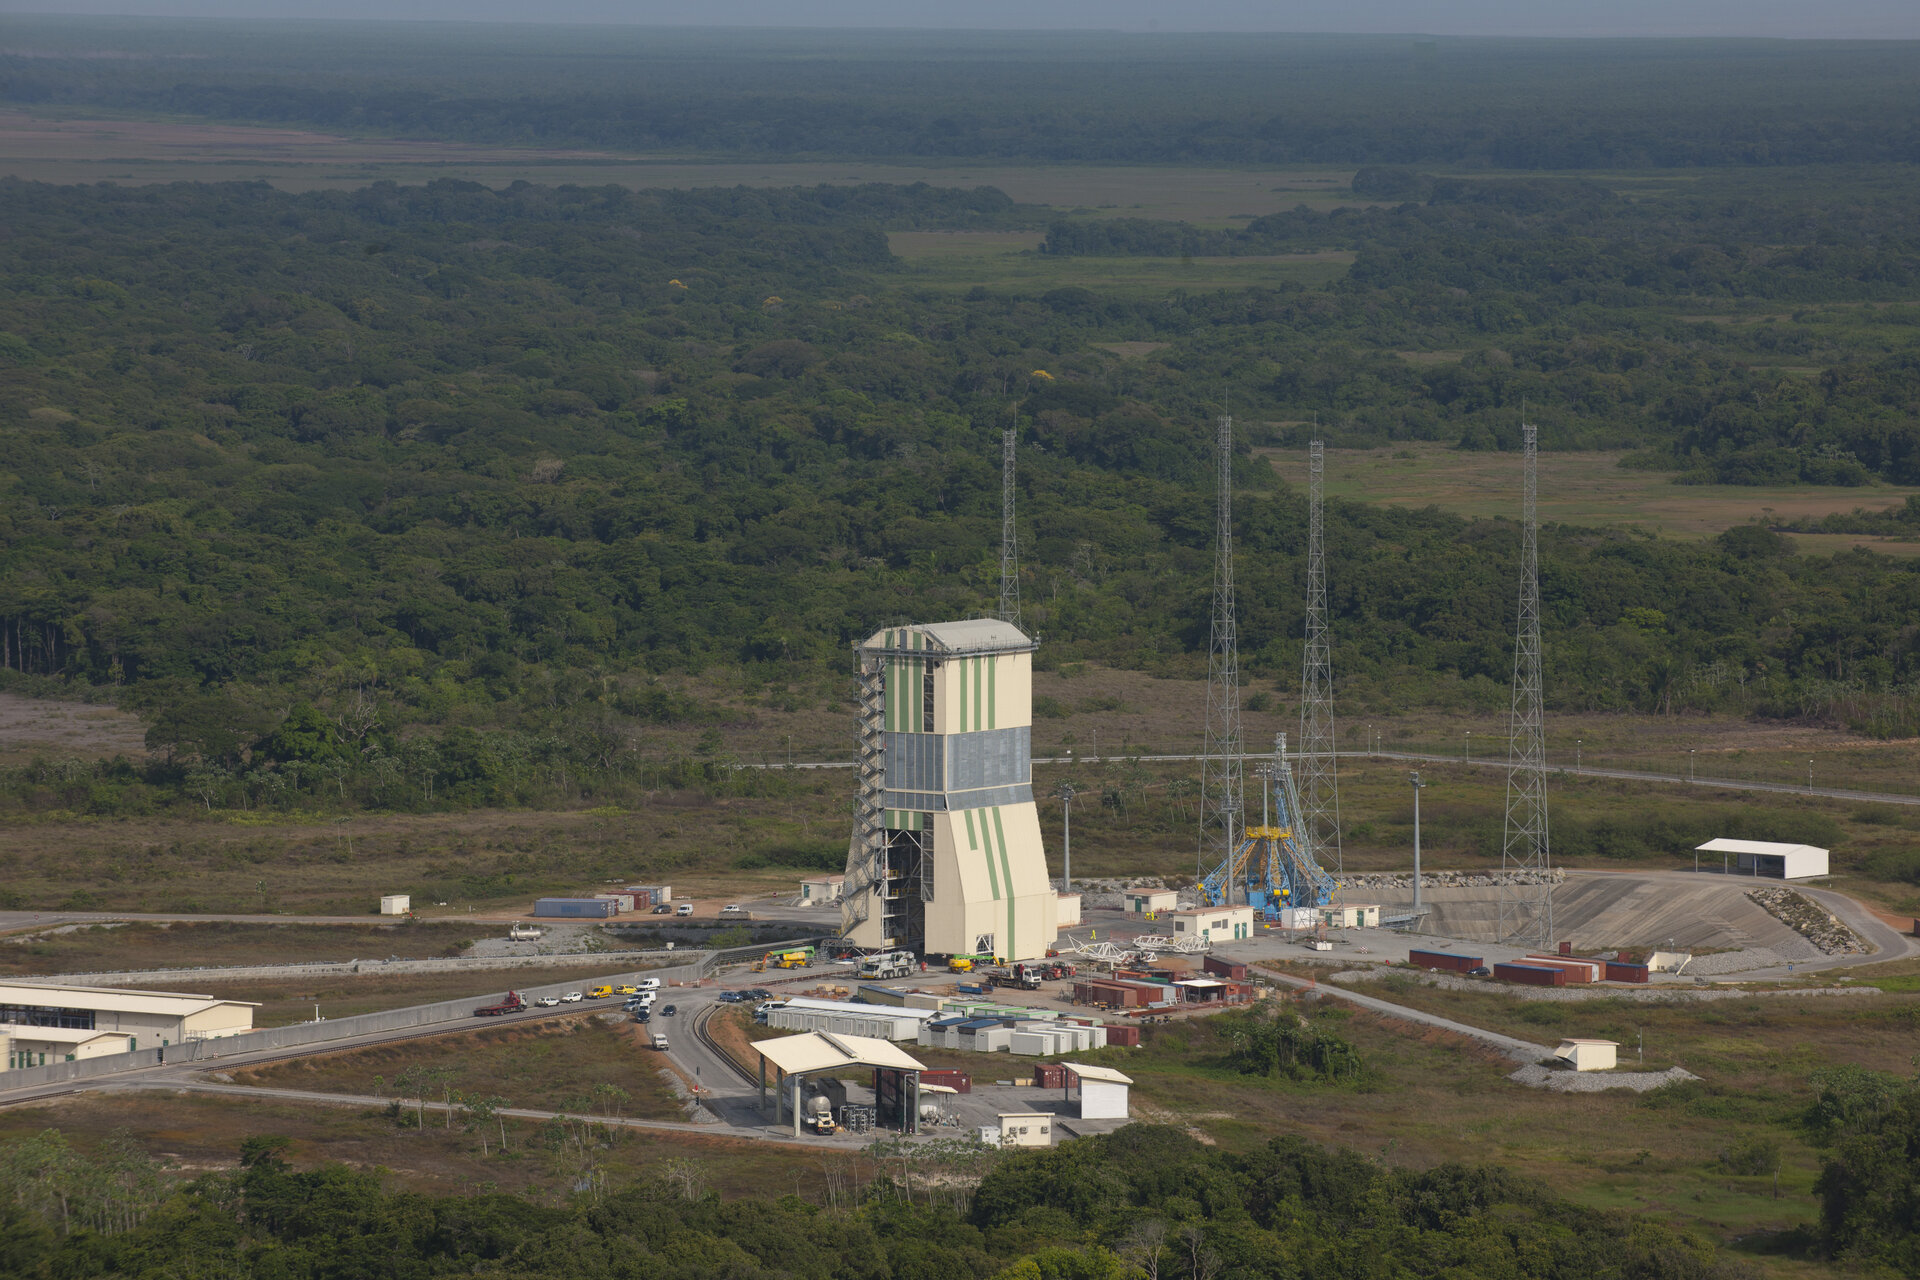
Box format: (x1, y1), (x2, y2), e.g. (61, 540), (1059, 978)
(842, 620), (1057, 962)
(765, 997), (944, 1043)
(2, 982), (257, 1071)
(1696, 838), (1830, 880)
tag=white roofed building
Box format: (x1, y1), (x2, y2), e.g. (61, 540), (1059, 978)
(1696, 839), (1829, 879)
(1, 982), (256, 1070)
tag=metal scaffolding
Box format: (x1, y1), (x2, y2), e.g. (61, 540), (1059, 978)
(1296, 439), (1342, 887)
(842, 649), (888, 938)
(997, 419), (1021, 629)
(1498, 422), (1554, 947)
(1198, 414), (1244, 877)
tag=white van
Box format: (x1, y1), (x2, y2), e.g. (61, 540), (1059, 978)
(675, 903), (693, 916)
(635, 978), (661, 991)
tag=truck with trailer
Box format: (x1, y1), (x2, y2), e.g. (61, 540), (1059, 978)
(474, 992), (527, 1017)
(857, 950), (918, 980)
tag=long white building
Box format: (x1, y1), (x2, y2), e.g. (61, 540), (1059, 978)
(843, 619), (1057, 962)
(2, 981), (257, 1070)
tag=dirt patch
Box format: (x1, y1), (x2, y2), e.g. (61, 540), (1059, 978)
(0, 691), (148, 764)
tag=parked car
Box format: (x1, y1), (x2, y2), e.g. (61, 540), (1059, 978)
(723, 904), (740, 912)
(587, 985), (613, 999)
(633, 1009), (650, 1023)
(660, 1004), (677, 1017)
(535, 995), (560, 1008)
(717, 990), (747, 1003)
(745, 988), (772, 1000)
(560, 991), (583, 1003)
(675, 903), (693, 916)
(1467, 966), (1492, 977)
(652, 904), (671, 914)
(635, 978), (661, 991)
(615, 984), (638, 995)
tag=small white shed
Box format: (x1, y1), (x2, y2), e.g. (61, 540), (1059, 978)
(1321, 903), (1380, 929)
(1696, 838), (1829, 880)
(1125, 890), (1179, 915)
(1554, 1038), (1618, 1072)
(1066, 1062), (1133, 1119)
(995, 1112), (1054, 1147)
(799, 874), (845, 905)
(379, 895), (410, 916)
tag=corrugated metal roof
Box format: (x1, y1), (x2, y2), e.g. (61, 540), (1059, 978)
(860, 618), (1033, 653)
(0, 982), (259, 1016)
(1065, 1063), (1133, 1085)
(0, 1026), (132, 1045)
(1695, 838), (1828, 857)
(752, 1030), (927, 1075)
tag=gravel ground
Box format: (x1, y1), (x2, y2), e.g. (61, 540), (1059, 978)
(1508, 1063), (1698, 1093)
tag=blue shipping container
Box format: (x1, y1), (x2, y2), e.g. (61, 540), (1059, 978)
(534, 898), (615, 919)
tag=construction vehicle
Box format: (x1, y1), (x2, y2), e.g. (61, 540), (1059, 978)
(948, 953), (993, 973)
(1007, 962), (1046, 990)
(857, 950), (917, 980)
(770, 947), (816, 970)
(474, 991), (526, 1017)
(802, 1094), (837, 1135)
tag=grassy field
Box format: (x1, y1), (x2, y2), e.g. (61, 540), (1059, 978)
(0, 111), (1361, 221)
(0, 692), (147, 766)
(887, 231), (1354, 293)
(1261, 443), (1920, 550)
(0, 920), (483, 977)
(232, 1016), (685, 1119)
(0, 1087), (799, 1202)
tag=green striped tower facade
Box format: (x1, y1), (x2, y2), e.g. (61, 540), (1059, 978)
(842, 619), (1057, 961)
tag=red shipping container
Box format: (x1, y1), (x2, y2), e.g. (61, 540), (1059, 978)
(1105, 1024), (1142, 1048)
(1408, 949), (1482, 974)
(1202, 955), (1249, 980)
(1524, 955), (1599, 983)
(1494, 962), (1567, 987)
(921, 1069), (972, 1094)
(1603, 962), (1650, 984)
(1032, 1063), (1068, 1089)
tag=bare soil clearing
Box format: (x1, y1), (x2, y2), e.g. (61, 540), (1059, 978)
(0, 691), (147, 764)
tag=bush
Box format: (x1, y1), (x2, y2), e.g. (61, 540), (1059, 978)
(1717, 1136), (1781, 1177)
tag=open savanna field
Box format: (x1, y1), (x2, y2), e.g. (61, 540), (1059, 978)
(0, 111), (1361, 222)
(1261, 443), (1920, 555)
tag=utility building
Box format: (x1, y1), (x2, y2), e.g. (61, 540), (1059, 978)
(843, 620), (1056, 962)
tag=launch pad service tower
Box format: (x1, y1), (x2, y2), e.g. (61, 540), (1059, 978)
(842, 619), (1057, 962)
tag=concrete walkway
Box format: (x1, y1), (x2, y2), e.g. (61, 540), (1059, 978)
(1261, 968), (1554, 1063)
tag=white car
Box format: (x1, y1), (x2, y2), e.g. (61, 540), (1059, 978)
(535, 995), (560, 1008)
(626, 991), (656, 1007)
(635, 978), (661, 991)
(560, 991), (583, 1004)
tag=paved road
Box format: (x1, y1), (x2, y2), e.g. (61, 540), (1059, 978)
(1262, 968), (1553, 1063)
(771, 748), (1920, 809)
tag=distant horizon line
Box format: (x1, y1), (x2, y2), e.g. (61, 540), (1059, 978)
(3, 10), (1919, 42)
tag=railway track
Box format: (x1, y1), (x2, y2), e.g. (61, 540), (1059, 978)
(690, 1004), (760, 1087)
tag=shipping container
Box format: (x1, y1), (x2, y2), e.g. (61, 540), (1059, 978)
(1034, 1062), (1069, 1089)
(593, 894), (635, 913)
(1408, 949), (1482, 974)
(920, 1069), (971, 1094)
(1523, 955), (1599, 983)
(1105, 1024), (1142, 1048)
(1493, 962), (1567, 987)
(1603, 961), (1651, 984)
(1201, 955), (1250, 981)
(534, 898), (616, 919)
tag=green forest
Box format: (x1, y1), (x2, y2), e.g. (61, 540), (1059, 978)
(7, 164), (1920, 818)
(6, 1091), (1919, 1279)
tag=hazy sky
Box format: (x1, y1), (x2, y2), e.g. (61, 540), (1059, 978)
(7, 0), (1919, 39)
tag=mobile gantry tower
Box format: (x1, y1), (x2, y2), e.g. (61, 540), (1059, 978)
(842, 620), (1057, 962)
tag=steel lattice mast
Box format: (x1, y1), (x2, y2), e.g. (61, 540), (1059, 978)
(1297, 439), (1342, 888)
(998, 419), (1021, 628)
(1199, 414), (1244, 878)
(1498, 421), (1553, 947)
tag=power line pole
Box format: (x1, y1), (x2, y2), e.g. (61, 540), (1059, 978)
(1297, 438), (1342, 892)
(998, 417), (1021, 629)
(1498, 421), (1553, 948)
(1054, 782), (1076, 893)
(1199, 414), (1244, 878)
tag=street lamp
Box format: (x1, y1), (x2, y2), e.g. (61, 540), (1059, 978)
(1054, 782), (1077, 893)
(1689, 749), (1694, 783)
(1409, 772), (1426, 914)
(1465, 731), (1471, 763)
(1576, 739), (1582, 773)
(1808, 758), (1814, 792)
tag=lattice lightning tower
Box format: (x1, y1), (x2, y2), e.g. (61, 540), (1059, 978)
(998, 420), (1021, 629)
(1297, 439), (1342, 887)
(1498, 422), (1553, 947)
(1199, 414), (1244, 875)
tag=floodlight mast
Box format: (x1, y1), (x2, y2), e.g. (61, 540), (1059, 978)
(1498, 421), (1553, 948)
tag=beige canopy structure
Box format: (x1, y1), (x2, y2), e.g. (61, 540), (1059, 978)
(751, 1031), (928, 1136)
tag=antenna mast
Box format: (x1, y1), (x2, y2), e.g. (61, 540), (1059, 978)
(1297, 439), (1342, 887)
(1498, 421), (1553, 947)
(998, 416), (1021, 628)
(1199, 414), (1244, 877)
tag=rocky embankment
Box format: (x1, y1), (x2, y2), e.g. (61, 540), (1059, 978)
(1746, 887), (1866, 955)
